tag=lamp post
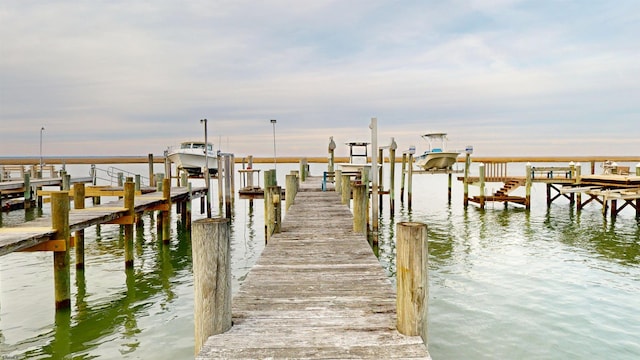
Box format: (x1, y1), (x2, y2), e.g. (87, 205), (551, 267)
(270, 119), (277, 171)
(200, 119), (211, 218)
(39, 126), (45, 178)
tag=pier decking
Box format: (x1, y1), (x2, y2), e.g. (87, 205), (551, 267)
(197, 176), (430, 359)
(0, 186), (206, 256)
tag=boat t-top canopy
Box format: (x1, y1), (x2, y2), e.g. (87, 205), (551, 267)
(344, 142), (370, 163)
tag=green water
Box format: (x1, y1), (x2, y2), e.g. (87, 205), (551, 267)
(1, 163), (639, 359)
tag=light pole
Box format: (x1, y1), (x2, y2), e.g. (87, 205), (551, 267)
(39, 126), (45, 178)
(270, 119), (277, 171)
(200, 119), (211, 218)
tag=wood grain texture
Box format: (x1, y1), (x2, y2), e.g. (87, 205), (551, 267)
(198, 176), (430, 359)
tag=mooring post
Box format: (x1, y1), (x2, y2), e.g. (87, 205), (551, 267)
(636, 163), (640, 176)
(300, 158), (308, 182)
(408, 154), (414, 211)
(525, 163), (532, 210)
(285, 174), (297, 210)
(341, 174), (351, 207)
(448, 172), (453, 204)
(148, 153), (155, 187)
(396, 221), (428, 346)
(328, 136), (336, 173)
(186, 183), (192, 230)
(353, 183), (367, 234)
(479, 163), (486, 209)
(400, 153), (407, 204)
(217, 154), (223, 213)
(224, 155), (232, 218)
(74, 183), (86, 269)
(575, 163), (582, 211)
(192, 217), (232, 355)
(378, 147), (384, 213)
(124, 178), (135, 268)
(334, 169), (342, 193)
(23, 173), (31, 210)
(464, 152), (471, 207)
(389, 138), (397, 216)
(162, 177), (171, 243)
(264, 186), (281, 242)
(52, 191), (71, 310)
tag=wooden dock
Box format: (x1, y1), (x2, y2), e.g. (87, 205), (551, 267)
(0, 185), (206, 256)
(197, 176), (430, 359)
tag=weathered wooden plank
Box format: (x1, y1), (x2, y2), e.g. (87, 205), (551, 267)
(198, 176), (430, 359)
(0, 186), (206, 256)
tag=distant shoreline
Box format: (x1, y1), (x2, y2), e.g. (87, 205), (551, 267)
(1, 155), (639, 166)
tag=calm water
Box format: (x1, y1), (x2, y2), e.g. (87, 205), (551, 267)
(1, 162), (639, 359)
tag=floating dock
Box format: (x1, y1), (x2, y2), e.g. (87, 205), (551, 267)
(197, 176), (430, 359)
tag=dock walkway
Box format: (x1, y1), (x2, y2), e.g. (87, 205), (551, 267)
(0, 186), (206, 256)
(197, 176), (430, 359)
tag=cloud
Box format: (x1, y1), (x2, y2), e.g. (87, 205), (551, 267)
(1, 0), (638, 157)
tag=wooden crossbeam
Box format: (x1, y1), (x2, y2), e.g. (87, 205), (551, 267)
(20, 236), (76, 252)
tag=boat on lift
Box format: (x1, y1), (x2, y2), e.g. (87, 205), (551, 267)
(338, 141), (379, 172)
(167, 141), (218, 177)
(415, 133), (461, 171)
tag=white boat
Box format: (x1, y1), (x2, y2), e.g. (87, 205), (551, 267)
(167, 141), (218, 177)
(414, 133), (461, 171)
(338, 142), (379, 172)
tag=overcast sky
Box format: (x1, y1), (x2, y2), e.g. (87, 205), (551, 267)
(1, 0), (638, 158)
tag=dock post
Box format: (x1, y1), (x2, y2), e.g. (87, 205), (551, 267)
(525, 163), (532, 210)
(479, 163), (485, 209)
(124, 178), (135, 268)
(192, 217), (232, 355)
(186, 183), (192, 230)
(396, 222), (428, 345)
(148, 153), (155, 186)
(448, 172), (453, 204)
(378, 147), (384, 213)
(328, 136), (336, 173)
(575, 163), (582, 211)
(217, 154), (223, 213)
(389, 138), (397, 216)
(463, 152), (471, 207)
(52, 191), (71, 309)
(300, 158), (308, 182)
(408, 154), (413, 211)
(162, 178), (171, 244)
(285, 174), (297, 210)
(23, 173), (32, 210)
(371, 117), (379, 233)
(353, 183), (367, 234)
(334, 170), (342, 193)
(341, 174), (351, 207)
(401, 153), (407, 204)
(636, 163), (640, 176)
(265, 186), (281, 242)
(224, 155), (232, 218)
(74, 183), (86, 269)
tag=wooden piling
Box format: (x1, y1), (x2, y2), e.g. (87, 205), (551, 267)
(401, 153), (407, 204)
(334, 170), (342, 194)
(299, 158), (308, 182)
(525, 163), (532, 210)
(353, 183), (367, 234)
(341, 174), (351, 207)
(192, 217), (232, 355)
(23, 173), (31, 209)
(74, 183), (86, 269)
(52, 191), (71, 310)
(448, 172), (453, 204)
(124, 178), (135, 268)
(408, 154), (413, 210)
(389, 138), (397, 216)
(396, 221), (428, 346)
(162, 178), (171, 243)
(285, 174), (297, 210)
(479, 163), (486, 209)
(224, 155), (232, 218)
(576, 163), (582, 210)
(148, 153), (155, 186)
(463, 152), (470, 207)
(265, 186), (281, 242)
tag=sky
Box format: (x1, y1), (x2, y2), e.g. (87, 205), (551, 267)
(1, 0), (638, 159)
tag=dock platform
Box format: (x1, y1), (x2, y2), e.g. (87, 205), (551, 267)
(197, 176), (430, 359)
(0, 186), (206, 256)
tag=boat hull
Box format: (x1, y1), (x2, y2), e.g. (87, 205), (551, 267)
(415, 152), (459, 170)
(167, 152), (218, 176)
